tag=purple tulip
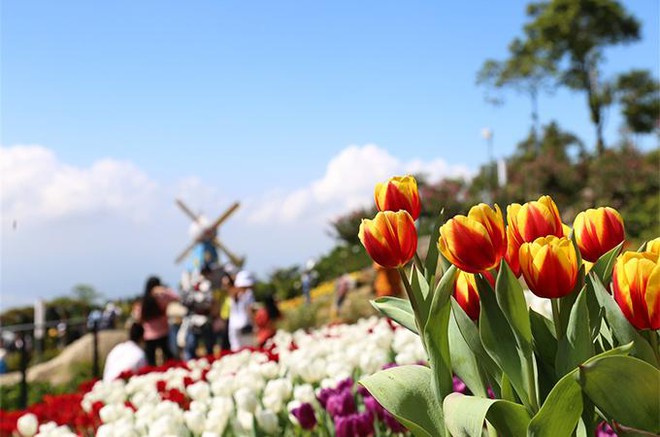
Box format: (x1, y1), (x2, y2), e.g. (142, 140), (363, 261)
(326, 389), (357, 418)
(384, 409), (407, 433)
(452, 376), (467, 394)
(356, 384), (371, 397)
(382, 362), (399, 370)
(335, 412), (374, 437)
(595, 422), (617, 436)
(336, 377), (354, 392)
(354, 411), (375, 436)
(363, 395), (384, 420)
(291, 402), (317, 430)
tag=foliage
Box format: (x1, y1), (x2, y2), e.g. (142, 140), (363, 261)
(329, 206), (376, 246)
(253, 265), (302, 301)
(71, 284), (103, 307)
(0, 362), (95, 411)
(615, 69), (660, 134)
(313, 244), (373, 284)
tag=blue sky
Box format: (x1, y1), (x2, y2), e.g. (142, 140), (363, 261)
(1, 1), (658, 308)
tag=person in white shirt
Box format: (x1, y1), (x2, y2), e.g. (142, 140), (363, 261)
(103, 323), (148, 382)
(228, 270), (256, 351)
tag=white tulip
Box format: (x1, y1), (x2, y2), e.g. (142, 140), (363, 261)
(293, 384), (316, 404)
(234, 410), (254, 434)
(255, 408), (279, 435)
(17, 413), (38, 437)
(184, 410), (206, 435)
(234, 387), (258, 413)
(187, 381), (211, 401)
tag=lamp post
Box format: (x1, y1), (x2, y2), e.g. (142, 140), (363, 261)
(481, 128), (495, 201)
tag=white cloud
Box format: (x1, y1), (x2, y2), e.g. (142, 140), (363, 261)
(247, 144), (474, 224)
(0, 145), (157, 224)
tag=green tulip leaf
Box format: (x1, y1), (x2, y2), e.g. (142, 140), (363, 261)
(449, 309), (488, 397)
(495, 259), (533, 353)
(451, 298), (502, 388)
(423, 265), (457, 400)
(360, 365), (446, 437)
(590, 241), (624, 285)
(588, 274), (658, 366)
(556, 290), (595, 377)
(410, 265), (431, 323)
(530, 309), (558, 399)
(443, 393), (531, 437)
(527, 369), (583, 437)
(370, 297), (418, 334)
(578, 356), (660, 434)
(528, 344), (635, 437)
(530, 309), (557, 366)
(477, 275), (533, 411)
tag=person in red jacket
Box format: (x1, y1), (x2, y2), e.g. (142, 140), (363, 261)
(254, 294), (281, 348)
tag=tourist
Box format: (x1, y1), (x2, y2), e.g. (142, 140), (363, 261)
(140, 276), (179, 366)
(228, 270), (256, 351)
(182, 267), (215, 360)
(254, 294), (281, 348)
(102, 323), (147, 382)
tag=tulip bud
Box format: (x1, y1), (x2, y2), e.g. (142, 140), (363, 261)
(612, 251), (659, 330)
(438, 204), (507, 274)
(573, 207), (625, 262)
(519, 236), (578, 299)
(506, 196), (564, 276)
(454, 270), (495, 320)
(374, 175), (421, 220)
(359, 210), (417, 268)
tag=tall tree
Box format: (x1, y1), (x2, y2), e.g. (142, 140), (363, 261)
(523, 0), (640, 155)
(71, 284), (102, 307)
(477, 38), (555, 152)
(615, 69), (660, 135)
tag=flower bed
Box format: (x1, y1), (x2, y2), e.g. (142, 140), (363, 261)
(1, 317), (428, 437)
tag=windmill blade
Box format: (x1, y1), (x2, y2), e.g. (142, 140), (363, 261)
(207, 202), (240, 233)
(214, 237), (245, 268)
(175, 238), (200, 264)
(175, 198), (201, 223)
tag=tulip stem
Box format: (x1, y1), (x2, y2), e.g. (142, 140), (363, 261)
(398, 267), (422, 330)
(551, 298), (563, 340)
(648, 331), (660, 364)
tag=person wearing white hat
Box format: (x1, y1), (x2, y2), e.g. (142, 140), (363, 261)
(228, 270), (256, 350)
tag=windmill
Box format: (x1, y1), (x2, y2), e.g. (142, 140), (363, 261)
(174, 198), (245, 270)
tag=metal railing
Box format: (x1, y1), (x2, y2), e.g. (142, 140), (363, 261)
(1, 318), (102, 409)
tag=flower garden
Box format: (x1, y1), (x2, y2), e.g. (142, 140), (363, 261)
(2, 175), (659, 437)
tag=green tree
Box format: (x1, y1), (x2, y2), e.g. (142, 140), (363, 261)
(71, 284), (102, 307)
(328, 207), (376, 246)
(522, 0), (640, 155)
(477, 38), (555, 150)
(503, 122), (587, 208)
(615, 69), (660, 135)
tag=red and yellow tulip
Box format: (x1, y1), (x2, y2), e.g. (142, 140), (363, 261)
(438, 204), (507, 274)
(573, 207), (625, 263)
(505, 196), (564, 276)
(612, 251), (660, 331)
(519, 236), (578, 299)
(455, 270), (495, 320)
(359, 210), (417, 268)
(374, 175), (421, 220)
(646, 237), (660, 256)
